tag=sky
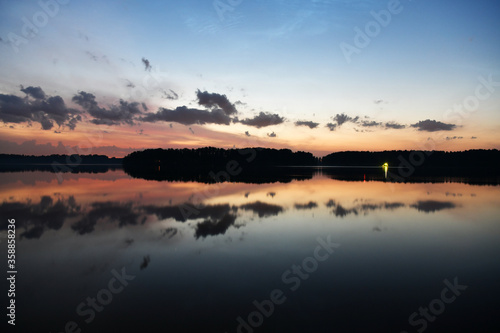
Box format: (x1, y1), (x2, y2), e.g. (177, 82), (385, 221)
(0, 0), (499, 157)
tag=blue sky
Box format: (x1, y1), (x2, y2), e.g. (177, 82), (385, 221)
(0, 0), (499, 156)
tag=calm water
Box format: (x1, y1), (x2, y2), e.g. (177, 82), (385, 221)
(1, 170), (499, 332)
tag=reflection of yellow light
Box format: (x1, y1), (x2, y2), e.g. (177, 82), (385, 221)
(382, 163), (388, 179)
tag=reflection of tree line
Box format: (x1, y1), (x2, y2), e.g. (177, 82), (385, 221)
(1, 149), (499, 185)
(0, 154), (122, 173)
(0, 195), (458, 240)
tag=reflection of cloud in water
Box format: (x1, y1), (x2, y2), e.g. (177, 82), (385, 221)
(161, 228), (178, 239)
(410, 201), (456, 213)
(72, 202), (144, 235)
(140, 255), (151, 270)
(239, 201), (284, 218)
(1, 192), (460, 240)
(295, 202), (318, 210)
(195, 214), (237, 239)
(328, 200), (406, 218)
(143, 203), (231, 222)
(333, 204), (358, 218)
(0, 195), (79, 239)
(325, 199), (336, 208)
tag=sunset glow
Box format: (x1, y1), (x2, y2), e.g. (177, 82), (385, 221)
(1, 0), (499, 156)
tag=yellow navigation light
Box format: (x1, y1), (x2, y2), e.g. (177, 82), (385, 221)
(382, 163), (389, 168)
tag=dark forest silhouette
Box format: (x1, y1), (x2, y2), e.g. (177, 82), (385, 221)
(1, 148), (499, 184)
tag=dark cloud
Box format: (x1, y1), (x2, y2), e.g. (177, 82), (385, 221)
(446, 136), (464, 141)
(162, 89), (179, 100)
(239, 112), (285, 128)
(385, 121), (406, 130)
(20, 85), (46, 99)
(72, 92), (143, 126)
(142, 57), (152, 71)
(267, 132), (277, 138)
(326, 123), (337, 131)
(240, 201), (284, 218)
(471, 136), (477, 139)
(410, 200), (456, 213)
(196, 90), (237, 115)
(295, 120), (320, 129)
(295, 202), (318, 210)
(125, 80), (135, 88)
(374, 100), (384, 104)
(245, 131), (251, 137)
(411, 119), (456, 132)
(141, 106), (231, 125)
(0, 139), (140, 157)
(360, 120), (382, 127)
(0, 86), (81, 130)
(333, 113), (359, 126)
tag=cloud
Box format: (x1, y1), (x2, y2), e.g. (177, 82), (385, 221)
(0, 139), (141, 157)
(333, 113), (359, 126)
(471, 136), (477, 139)
(72, 92), (143, 126)
(162, 89), (179, 100)
(360, 120), (382, 127)
(141, 57), (152, 71)
(446, 136), (464, 141)
(142, 106), (231, 125)
(326, 123), (337, 131)
(20, 85), (46, 99)
(374, 99), (384, 104)
(267, 132), (277, 138)
(411, 119), (456, 132)
(196, 90), (237, 115)
(239, 112), (285, 128)
(245, 131), (251, 137)
(295, 120), (319, 129)
(0, 86), (81, 130)
(385, 121), (406, 130)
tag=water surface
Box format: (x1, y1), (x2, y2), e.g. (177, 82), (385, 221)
(1, 170), (499, 332)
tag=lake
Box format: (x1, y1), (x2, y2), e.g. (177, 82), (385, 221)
(1, 169), (499, 332)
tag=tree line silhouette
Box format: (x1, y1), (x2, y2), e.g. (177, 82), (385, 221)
(1, 149), (499, 183)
